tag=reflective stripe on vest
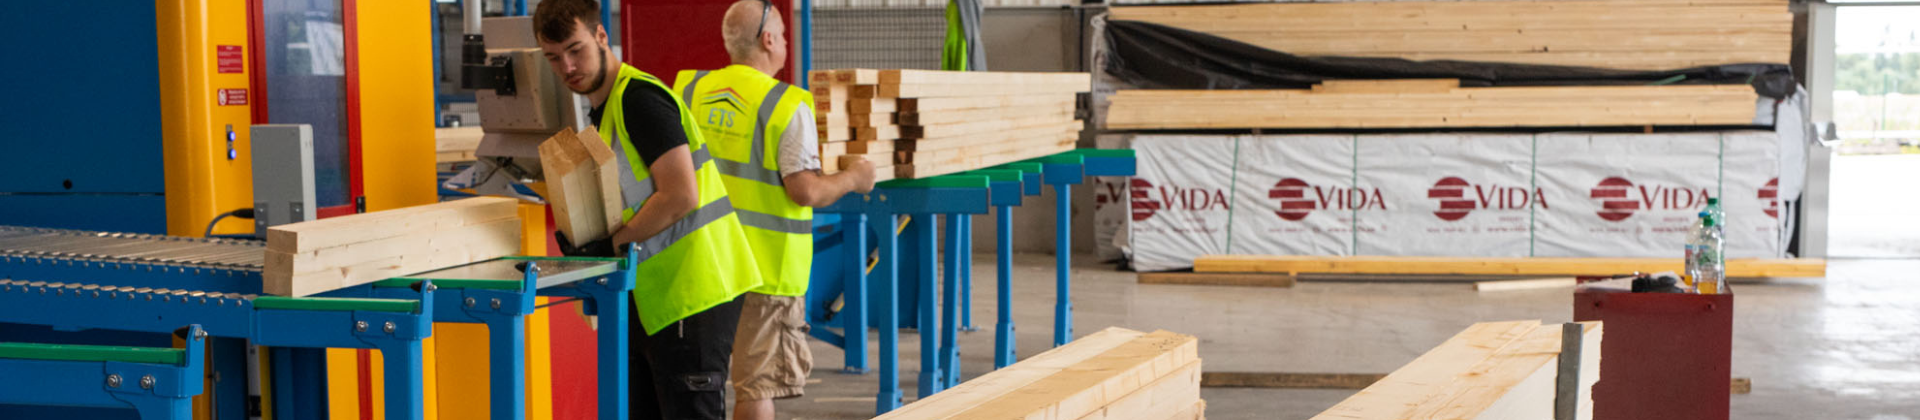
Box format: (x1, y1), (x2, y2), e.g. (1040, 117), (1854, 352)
(634, 196), (737, 262)
(733, 208), (812, 234)
(609, 141), (715, 214)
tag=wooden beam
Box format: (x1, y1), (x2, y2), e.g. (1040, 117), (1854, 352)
(1108, 0), (1791, 70)
(901, 94), (1080, 113)
(1136, 272), (1297, 288)
(1201, 372), (1382, 389)
(1310, 320), (1602, 420)
(1474, 277), (1579, 292)
(880, 69), (1092, 87)
(265, 196), (519, 253)
(875, 328), (1201, 420)
(537, 126), (623, 244)
(1313, 79), (1460, 94)
(1204, 372), (1753, 395)
(1193, 255), (1827, 278)
(1106, 85), (1760, 130)
(264, 197), (523, 296)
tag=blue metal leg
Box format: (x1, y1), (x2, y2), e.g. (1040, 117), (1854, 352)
(993, 207), (1016, 368)
(842, 213), (869, 373)
(487, 316), (528, 420)
(870, 214), (903, 415)
(271, 346), (329, 420)
(913, 214), (942, 398)
(595, 293), (630, 420)
(960, 215), (975, 333)
(1054, 183), (1073, 347)
(212, 337), (249, 420)
(379, 340), (426, 420)
(940, 214), (962, 389)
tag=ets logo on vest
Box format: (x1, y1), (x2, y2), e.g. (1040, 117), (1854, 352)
(698, 88), (749, 128)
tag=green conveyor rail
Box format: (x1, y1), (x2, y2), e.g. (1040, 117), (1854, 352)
(252, 296), (421, 313)
(0, 342), (186, 366)
(877, 174), (990, 189)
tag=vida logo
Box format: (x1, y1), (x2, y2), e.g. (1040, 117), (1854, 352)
(1427, 177), (1548, 222)
(1268, 178), (1386, 221)
(1129, 178), (1230, 222)
(1587, 177), (1712, 222)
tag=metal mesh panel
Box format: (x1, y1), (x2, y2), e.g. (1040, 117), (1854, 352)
(811, 8), (948, 71)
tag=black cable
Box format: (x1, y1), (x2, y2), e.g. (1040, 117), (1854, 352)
(205, 208), (257, 238)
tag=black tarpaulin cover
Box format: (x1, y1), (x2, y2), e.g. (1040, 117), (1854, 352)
(1101, 20), (1796, 99)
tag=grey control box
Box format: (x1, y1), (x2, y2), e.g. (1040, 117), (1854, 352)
(250, 124), (316, 235)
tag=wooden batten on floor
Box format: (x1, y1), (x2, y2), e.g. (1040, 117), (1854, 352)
(1310, 320), (1602, 420)
(1194, 255), (1827, 278)
(1137, 272), (1297, 288)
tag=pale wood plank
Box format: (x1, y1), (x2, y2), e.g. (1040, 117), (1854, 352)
(1192, 255), (1827, 278)
(264, 217), (522, 296)
(265, 197), (520, 253)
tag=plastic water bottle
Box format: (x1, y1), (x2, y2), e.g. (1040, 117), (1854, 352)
(1686, 212), (1726, 294)
(1705, 197), (1725, 235)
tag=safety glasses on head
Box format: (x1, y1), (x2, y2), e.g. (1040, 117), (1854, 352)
(754, 0), (773, 41)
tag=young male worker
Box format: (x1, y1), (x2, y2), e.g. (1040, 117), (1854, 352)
(533, 1), (763, 418)
(672, 1), (878, 419)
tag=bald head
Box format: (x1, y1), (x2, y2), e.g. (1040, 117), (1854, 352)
(722, 0), (787, 73)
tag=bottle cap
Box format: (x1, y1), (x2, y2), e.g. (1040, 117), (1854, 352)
(1701, 214), (1716, 227)
(1707, 197), (1719, 205)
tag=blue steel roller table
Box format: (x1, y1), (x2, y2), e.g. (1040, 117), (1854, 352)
(0, 225), (642, 420)
(804, 149), (1135, 415)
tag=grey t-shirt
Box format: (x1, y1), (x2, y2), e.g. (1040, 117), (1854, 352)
(778, 106), (822, 178)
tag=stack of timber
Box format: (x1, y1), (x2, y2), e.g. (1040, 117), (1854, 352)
(1105, 81), (1759, 130)
(1311, 320), (1602, 420)
(874, 327), (1204, 420)
(264, 197), (523, 296)
(811, 69), (1089, 179)
(1108, 0), (1792, 70)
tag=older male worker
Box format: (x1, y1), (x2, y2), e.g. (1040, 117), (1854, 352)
(672, 1), (878, 419)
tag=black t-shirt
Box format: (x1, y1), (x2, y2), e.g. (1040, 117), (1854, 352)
(589, 83), (691, 167)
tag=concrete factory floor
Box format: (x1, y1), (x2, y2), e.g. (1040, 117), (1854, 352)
(773, 254), (1920, 420)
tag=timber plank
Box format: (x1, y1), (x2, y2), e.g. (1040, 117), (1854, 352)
(880, 69), (1092, 87)
(897, 101), (1077, 126)
(1308, 321), (1601, 420)
(1108, 0), (1792, 70)
(1192, 255), (1827, 278)
(1106, 85), (1759, 130)
(265, 217), (522, 296)
(901, 94), (1080, 112)
(875, 327), (1152, 419)
(265, 196), (520, 253)
(903, 111), (1076, 139)
(929, 330), (1200, 420)
(1138, 272), (1296, 288)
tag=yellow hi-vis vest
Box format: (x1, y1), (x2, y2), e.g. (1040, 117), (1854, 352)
(601, 64), (763, 335)
(673, 65), (815, 297)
